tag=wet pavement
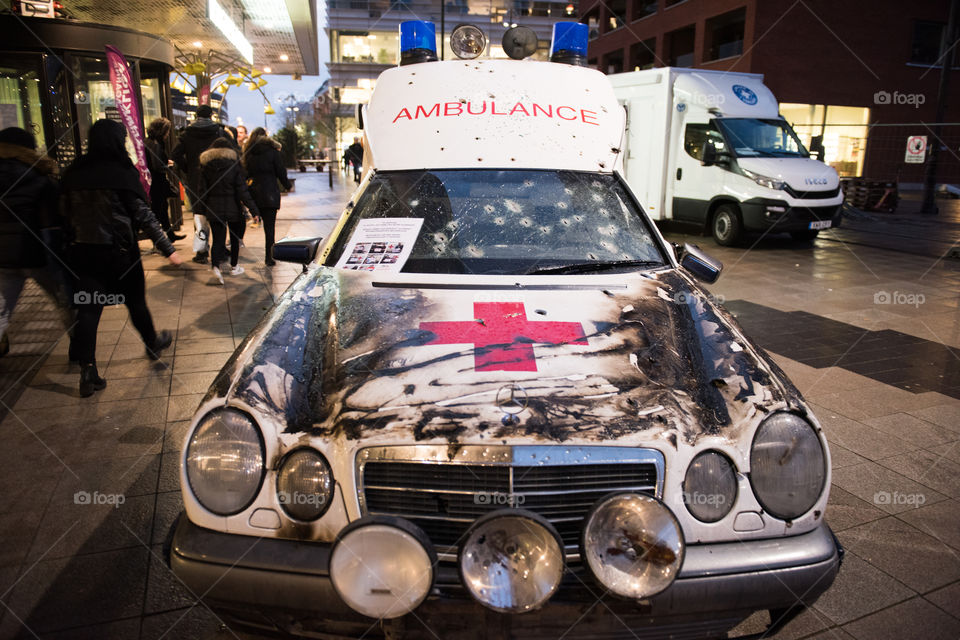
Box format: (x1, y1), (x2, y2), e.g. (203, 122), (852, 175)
(0, 169), (958, 639)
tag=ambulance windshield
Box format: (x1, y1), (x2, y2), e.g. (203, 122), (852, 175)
(326, 169), (666, 275)
(716, 118), (809, 158)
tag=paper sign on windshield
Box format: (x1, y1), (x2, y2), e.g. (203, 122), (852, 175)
(336, 218), (424, 272)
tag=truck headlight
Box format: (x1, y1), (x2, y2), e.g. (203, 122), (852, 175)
(581, 493), (684, 599)
(741, 168), (785, 190)
(277, 448), (334, 521)
(750, 413), (826, 520)
(186, 409), (264, 516)
(683, 451), (737, 523)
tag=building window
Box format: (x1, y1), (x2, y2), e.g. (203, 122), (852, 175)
(666, 24), (695, 67)
(333, 31), (398, 64)
(585, 9), (601, 39)
(629, 38), (656, 70)
(910, 20), (955, 66)
(606, 0), (627, 32)
(705, 7), (745, 61)
(632, 0), (656, 20)
(781, 103), (870, 177)
(0, 55), (45, 152)
(602, 49), (624, 74)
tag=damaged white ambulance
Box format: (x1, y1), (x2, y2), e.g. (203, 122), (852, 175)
(168, 20), (841, 640)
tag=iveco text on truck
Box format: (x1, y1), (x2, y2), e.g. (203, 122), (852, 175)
(610, 68), (844, 245)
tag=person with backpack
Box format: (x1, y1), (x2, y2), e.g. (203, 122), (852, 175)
(172, 104), (228, 264)
(242, 127), (292, 266)
(197, 138), (260, 284)
(60, 119), (183, 397)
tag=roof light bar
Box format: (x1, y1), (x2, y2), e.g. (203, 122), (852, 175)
(399, 21), (439, 66)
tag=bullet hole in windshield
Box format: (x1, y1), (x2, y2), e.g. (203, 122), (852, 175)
(493, 216), (505, 225)
(557, 202), (568, 209)
(484, 204), (495, 214)
(519, 217), (533, 227)
(504, 200), (522, 213)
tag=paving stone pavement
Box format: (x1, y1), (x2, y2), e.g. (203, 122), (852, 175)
(0, 169), (957, 639)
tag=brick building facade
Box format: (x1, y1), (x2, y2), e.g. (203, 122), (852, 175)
(583, 0), (958, 185)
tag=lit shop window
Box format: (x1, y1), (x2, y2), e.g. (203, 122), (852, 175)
(781, 103), (870, 177)
(0, 54), (45, 152)
(334, 31), (399, 64)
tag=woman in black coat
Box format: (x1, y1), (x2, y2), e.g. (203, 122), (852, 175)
(242, 127), (291, 266)
(60, 119), (183, 397)
(145, 117), (185, 244)
(198, 138), (260, 283)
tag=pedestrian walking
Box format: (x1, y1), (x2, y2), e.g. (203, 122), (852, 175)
(198, 138), (260, 284)
(60, 119), (183, 397)
(0, 127), (73, 357)
(145, 117), (186, 244)
(172, 104), (228, 264)
(345, 136), (364, 183)
(242, 127), (291, 266)
(236, 125), (248, 148)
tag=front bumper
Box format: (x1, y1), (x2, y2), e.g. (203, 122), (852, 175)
(739, 198), (842, 233)
(169, 515), (841, 638)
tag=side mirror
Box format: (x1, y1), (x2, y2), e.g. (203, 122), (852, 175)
(273, 236), (323, 271)
(809, 134), (825, 162)
(700, 142), (718, 166)
(679, 242), (723, 284)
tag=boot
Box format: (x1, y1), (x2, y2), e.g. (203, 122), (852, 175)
(192, 251), (209, 264)
(167, 229), (187, 242)
(146, 330), (173, 361)
(79, 363), (107, 397)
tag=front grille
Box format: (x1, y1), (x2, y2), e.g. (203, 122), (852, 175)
(784, 185), (840, 200)
(788, 205), (840, 221)
(358, 446), (662, 559)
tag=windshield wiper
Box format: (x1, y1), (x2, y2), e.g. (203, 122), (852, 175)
(525, 260), (663, 275)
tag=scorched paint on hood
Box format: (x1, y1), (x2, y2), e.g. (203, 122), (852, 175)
(210, 268), (802, 448)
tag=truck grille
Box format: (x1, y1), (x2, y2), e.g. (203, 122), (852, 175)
(357, 445), (663, 559)
(784, 185), (841, 200)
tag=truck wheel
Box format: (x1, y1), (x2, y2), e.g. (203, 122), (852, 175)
(790, 230), (820, 242)
(711, 205), (742, 246)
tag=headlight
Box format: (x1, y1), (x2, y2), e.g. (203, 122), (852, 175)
(742, 167), (785, 190)
(459, 510), (564, 613)
(330, 517), (436, 619)
(581, 493), (684, 599)
(186, 409), (264, 515)
(683, 451), (737, 523)
(750, 413), (826, 520)
(277, 448), (334, 521)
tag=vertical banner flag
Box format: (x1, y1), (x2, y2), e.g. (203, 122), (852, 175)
(199, 84), (211, 106)
(104, 45), (151, 194)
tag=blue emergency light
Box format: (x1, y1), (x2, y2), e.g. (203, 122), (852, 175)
(399, 21), (439, 66)
(550, 22), (588, 66)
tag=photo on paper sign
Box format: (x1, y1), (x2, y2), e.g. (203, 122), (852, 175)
(386, 243), (403, 253)
(381, 254), (398, 264)
(370, 243), (386, 253)
(363, 256), (380, 264)
(346, 255), (361, 264)
(352, 243), (369, 254)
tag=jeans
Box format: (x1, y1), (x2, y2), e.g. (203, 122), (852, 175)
(210, 219), (246, 267)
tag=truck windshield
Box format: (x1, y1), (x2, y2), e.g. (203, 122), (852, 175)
(716, 118), (809, 158)
(325, 169), (666, 275)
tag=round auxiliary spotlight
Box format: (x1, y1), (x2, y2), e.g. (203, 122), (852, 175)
(580, 493), (684, 599)
(459, 510), (564, 614)
(329, 516), (436, 619)
(450, 24), (486, 60)
(502, 26), (538, 60)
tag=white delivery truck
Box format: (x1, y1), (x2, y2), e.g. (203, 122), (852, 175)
(609, 68), (843, 245)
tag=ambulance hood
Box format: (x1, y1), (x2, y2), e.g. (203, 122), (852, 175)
(212, 268), (802, 448)
(364, 60), (626, 173)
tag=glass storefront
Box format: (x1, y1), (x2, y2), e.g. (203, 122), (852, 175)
(0, 54), (45, 152)
(781, 103), (871, 177)
(333, 31), (400, 64)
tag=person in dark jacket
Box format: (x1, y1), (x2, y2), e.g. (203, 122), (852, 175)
(61, 119), (183, 397)
(145, 117), (186, 244)
(198, 138), (260, 284)
(171, 104), (228, 264)
(345, 136), (364, 183)
(242, 127), (292, 266)
(0, 127), (73, 356)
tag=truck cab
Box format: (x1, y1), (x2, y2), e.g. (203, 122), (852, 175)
(610, 68), (844, 245)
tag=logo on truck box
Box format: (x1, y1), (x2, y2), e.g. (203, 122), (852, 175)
(732, 85), (758, 105)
